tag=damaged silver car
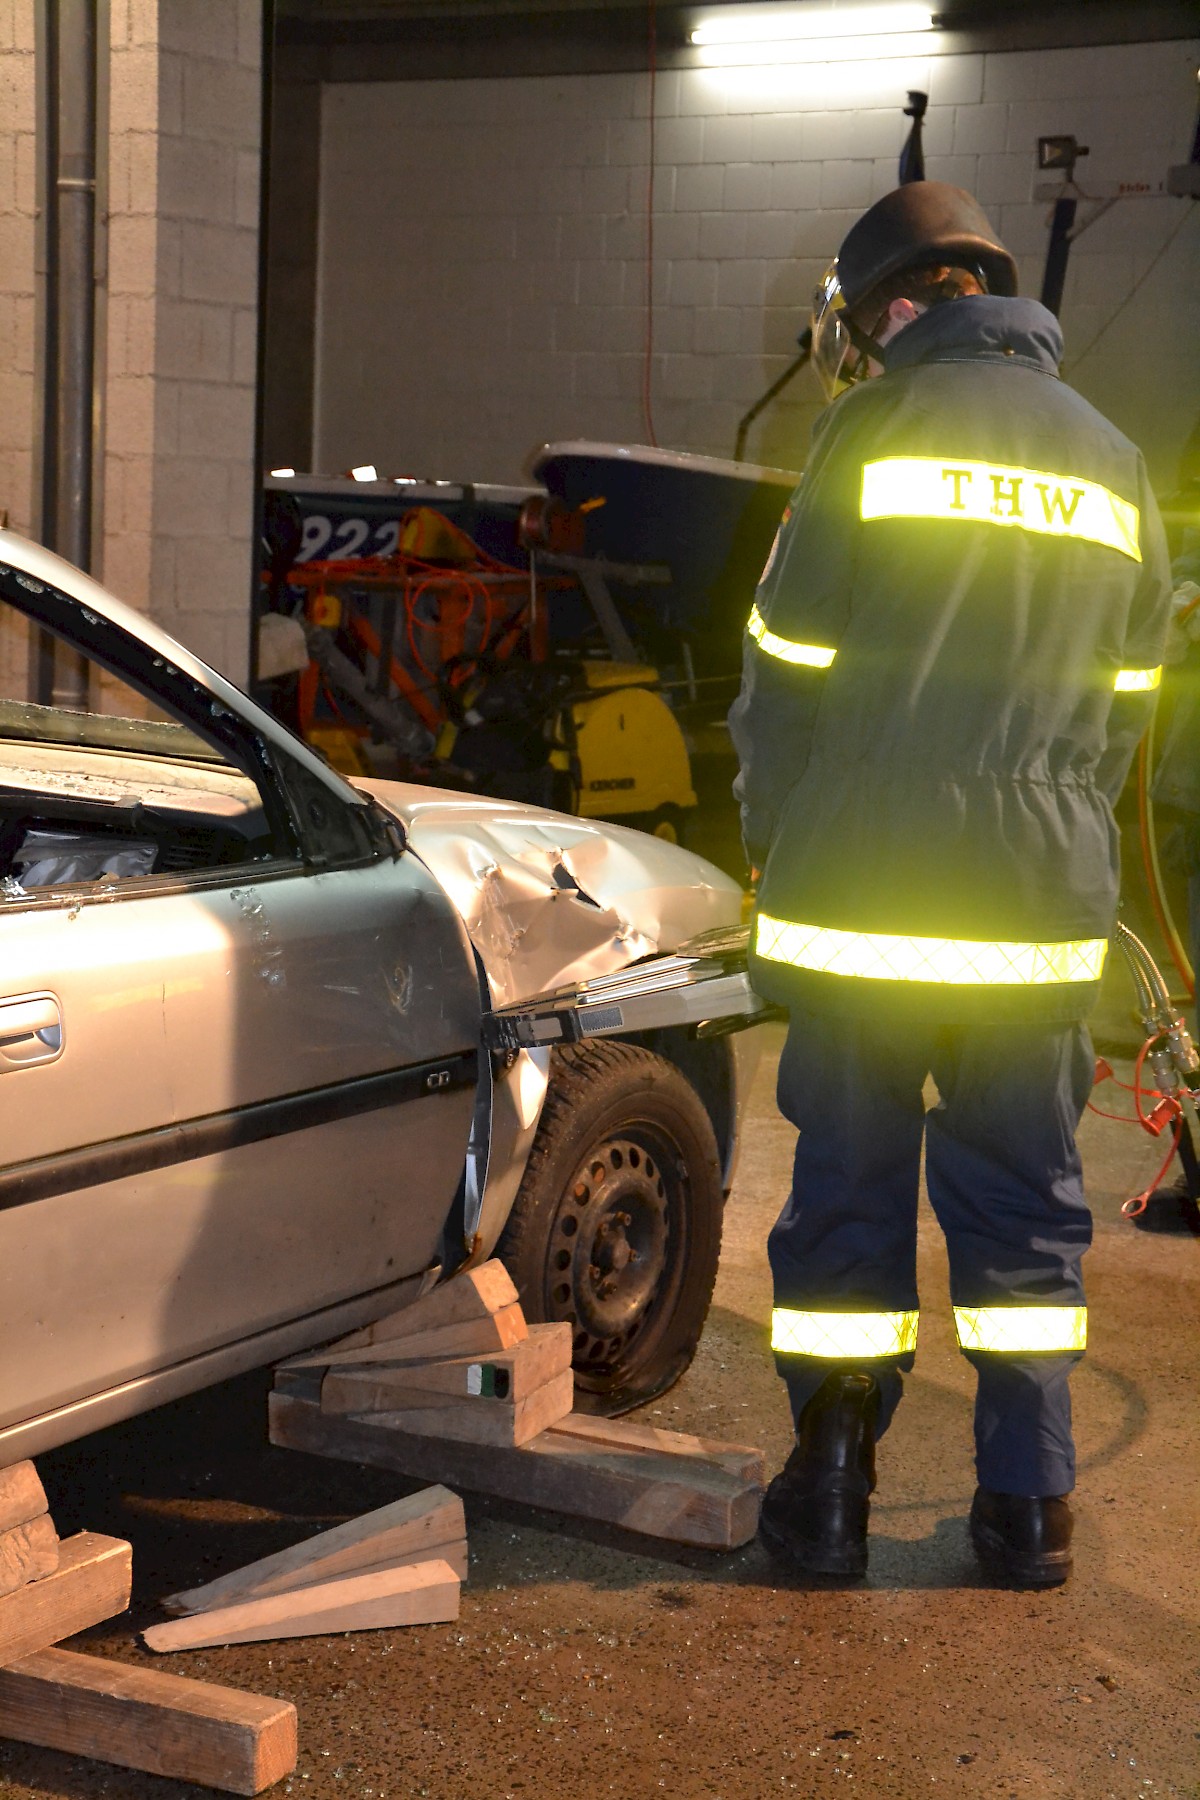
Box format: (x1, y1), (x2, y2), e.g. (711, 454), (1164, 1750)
(0, 531), (766, 1462)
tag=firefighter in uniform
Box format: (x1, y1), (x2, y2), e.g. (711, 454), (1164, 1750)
(729, 183), (1173, 1586)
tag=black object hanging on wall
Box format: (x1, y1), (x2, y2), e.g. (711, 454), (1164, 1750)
(1036, 136), (1089, 318)
(899, 91), (927, 185)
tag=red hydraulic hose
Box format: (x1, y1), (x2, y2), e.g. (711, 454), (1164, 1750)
(1137, 717), (1195, 1000)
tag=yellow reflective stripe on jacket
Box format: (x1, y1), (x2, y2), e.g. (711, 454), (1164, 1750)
(755, 914), (1108, 987)
(772, 1307), (919, 1359)
(953, 1304), (1087, 1354)
(1114, 665), (1162, 692)
(860, 456), (1141, 564)
(747, 603), (836, 669)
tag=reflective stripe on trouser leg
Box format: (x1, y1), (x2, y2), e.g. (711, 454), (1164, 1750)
(772, 1308), (919, 1359)
(769, 1012), (930, 1434)
(953, 1305), (1086, 1354)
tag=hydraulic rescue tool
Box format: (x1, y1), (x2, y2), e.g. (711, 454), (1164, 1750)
(1102, 921), (1200, 1228)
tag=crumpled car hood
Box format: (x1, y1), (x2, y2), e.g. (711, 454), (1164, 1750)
(353, 780), (744, 1007)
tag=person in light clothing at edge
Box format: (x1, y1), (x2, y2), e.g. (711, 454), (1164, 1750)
(729, 182), (1172, 1586)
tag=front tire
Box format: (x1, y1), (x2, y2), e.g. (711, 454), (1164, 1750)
(496, 1040), (724, 1414)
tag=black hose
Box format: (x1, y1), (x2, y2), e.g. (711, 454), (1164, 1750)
(733, 332), (812, 463)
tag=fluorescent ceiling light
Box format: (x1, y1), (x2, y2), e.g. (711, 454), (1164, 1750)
(690, 5), (935, 46)
(350, 464), (378, 482)
(700, 52), (930, 96)
(697, 31), (934, 66)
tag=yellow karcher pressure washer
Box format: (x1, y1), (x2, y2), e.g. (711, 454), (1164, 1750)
(552, 662), (697, 842)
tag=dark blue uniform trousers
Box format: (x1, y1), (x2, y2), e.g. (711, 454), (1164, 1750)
(769, 1005), (1095, 1497)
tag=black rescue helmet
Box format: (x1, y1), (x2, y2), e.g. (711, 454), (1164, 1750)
(837, 180), (1018, 312)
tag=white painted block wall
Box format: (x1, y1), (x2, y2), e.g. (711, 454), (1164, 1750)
(315, 36), (1200, 492)
(0, 6), (37, 697)
(0, 2), (37, 538)
(0, 1), (262, 687)
(105, 0), (262, 683)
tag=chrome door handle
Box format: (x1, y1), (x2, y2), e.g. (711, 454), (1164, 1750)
(0, 994), (63, 1068)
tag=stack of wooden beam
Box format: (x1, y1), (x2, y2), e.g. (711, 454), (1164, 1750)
(144, 1486), (465, 1653)
(271, 1261), (765, 1551)
(0, 1460), (296, 1796)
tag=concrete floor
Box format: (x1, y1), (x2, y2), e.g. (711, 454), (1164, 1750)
(4, 1025), (1199, 1800)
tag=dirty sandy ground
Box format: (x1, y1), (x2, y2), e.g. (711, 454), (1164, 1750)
(2, 1025), (1198, 1800)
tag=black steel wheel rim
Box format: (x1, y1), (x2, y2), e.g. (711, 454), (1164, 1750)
(544, 1122), (690, 1377)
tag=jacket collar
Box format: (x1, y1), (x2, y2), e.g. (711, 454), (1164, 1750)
(882, 295), (1064, 376)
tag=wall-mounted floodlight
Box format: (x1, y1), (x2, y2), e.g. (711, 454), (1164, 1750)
(1037, 135), (1088, 178)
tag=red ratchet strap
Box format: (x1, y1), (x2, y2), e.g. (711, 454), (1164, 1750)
(1089, 1044), (1186, 1218)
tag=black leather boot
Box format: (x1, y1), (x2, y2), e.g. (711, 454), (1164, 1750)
(969, 1487), (1073, 1587)
(759, 1371), (879, 1577)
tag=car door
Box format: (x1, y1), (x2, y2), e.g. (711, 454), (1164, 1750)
(0, 545), (480, 1437)
(151, 753), (483, 1364)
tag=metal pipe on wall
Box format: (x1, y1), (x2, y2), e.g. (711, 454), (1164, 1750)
(249, 0), (276, 693)
(47, 0), (97, 708)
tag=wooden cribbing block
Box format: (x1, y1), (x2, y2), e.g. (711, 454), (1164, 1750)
(0, 1533), (131, 1665)
(269, 1391), (765, 1551)
(327, 1261), (519, 1352)
(161, 1486), (465, 1618)
(0, 1514), (59, 1598)
(281, 1302), (528, 1373)
(326, 1367), (576, 1448)
(0, 1649), (297, 1796)
(553, 1413), (762, 1465)
(144, 1559), (459, 1653)
(0, 1462), (48, 1536)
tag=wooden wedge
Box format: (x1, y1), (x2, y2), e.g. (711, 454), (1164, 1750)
(161, 1486), (465, 1618)
(0, 1514), (59, 1598)
(0, 1533), (131, 1665)
(281, 1540), (467, 1584)
(144, 1558), (459, 1652)
(320, 1322), (571, 1408)
(281, 1302), (527, 1372)
(0, 1462), (48, 1536)
(269, 1391), (765, 1551)
(324, 1261), (519, 1353)
(0, 1649), (297, 1796)
(325, 1366), (576, 1448)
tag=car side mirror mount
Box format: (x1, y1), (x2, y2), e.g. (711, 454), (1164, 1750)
(367, 798), (406, 860)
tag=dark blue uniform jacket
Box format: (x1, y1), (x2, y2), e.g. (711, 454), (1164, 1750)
(729, 295), (1172, 1024)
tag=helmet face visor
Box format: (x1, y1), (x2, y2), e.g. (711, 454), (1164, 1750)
(811, 262), (868, 402)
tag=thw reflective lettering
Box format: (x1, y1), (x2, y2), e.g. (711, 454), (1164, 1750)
(860, 457), (1141, 562)
(1035, 481), (1084, 527)
(990, 473), (1023, 518)
(942, 468), (972, 509)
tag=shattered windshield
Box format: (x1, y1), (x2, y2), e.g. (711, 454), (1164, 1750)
(0, 696), (224, 762)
